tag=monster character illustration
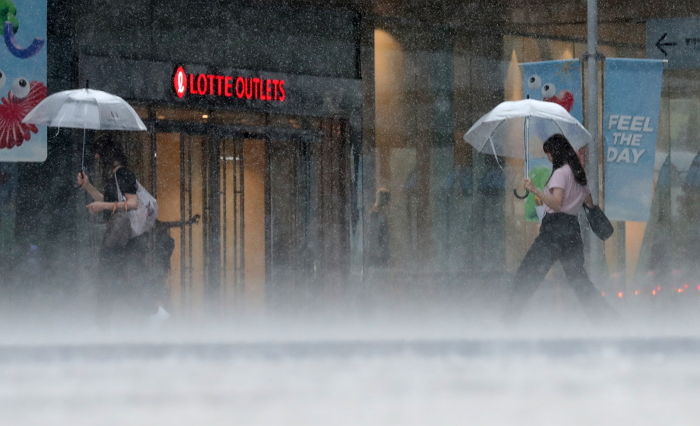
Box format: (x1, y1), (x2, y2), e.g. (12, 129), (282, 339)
(0, 73), (47, 149)
(0, 0), (47, 152)
(522, 60), (583, 117)
(525, 73), (575, 113)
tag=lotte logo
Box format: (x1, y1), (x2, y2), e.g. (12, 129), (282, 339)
(172, 66), (286, 102)
(173, 66), (187, 98)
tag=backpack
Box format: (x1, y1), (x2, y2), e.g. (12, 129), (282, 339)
(115, 175), (158, 238)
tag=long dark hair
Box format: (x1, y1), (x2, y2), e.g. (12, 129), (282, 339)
(93, 133), (128, 171)
(543, 134), (587, 186)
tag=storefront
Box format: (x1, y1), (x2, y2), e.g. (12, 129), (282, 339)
(75, 50), (364, 311)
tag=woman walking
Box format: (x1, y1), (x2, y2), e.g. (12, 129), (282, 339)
(77, 135), (150, 326)
(503, 134), (614, 323)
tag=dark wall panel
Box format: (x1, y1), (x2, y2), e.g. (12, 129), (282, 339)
(78, 0), (360, 79)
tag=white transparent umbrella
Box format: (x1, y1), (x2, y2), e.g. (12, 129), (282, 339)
(22, 86), (147, 171)
(463, 99), (592, 198)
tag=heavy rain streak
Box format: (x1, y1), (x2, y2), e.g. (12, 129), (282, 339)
(1, 1), (700, 425)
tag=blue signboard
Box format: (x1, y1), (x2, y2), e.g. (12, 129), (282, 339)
(0, 0), (47, 162)
(520, 59), (583, 221)
(603, 58), (664, 222)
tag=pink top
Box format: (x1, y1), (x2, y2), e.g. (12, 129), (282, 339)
(544, 164), (590, 215)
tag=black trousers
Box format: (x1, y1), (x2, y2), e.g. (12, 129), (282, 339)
(504, 212), (613, 322)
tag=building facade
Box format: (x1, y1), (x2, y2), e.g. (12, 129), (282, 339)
(3, 0), (700, 315)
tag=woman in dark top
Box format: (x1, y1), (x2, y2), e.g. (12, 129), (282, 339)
(503, 134), (615, 324)
(76, 135), (149, 326)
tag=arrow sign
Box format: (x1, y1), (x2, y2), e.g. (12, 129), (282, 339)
(647, 17), (700, 70)
(655, 32), (677, 56)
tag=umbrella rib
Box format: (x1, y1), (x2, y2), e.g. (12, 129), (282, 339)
(478, 119), (506, 152)
(488, 136), (504, 170)
(482, 119), (508, 170)
(552, 119), (567, 138)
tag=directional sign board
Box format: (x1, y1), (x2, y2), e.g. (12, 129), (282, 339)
(647, 17), (700, 70)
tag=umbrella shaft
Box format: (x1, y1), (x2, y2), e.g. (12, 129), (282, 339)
(523, 117), (529, 179)
(81, 128), (86, 172)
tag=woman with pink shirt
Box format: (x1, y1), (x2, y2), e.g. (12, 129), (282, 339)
(503, 134), (614, 323)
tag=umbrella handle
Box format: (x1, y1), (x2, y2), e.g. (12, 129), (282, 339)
(75, 170), (85, 189)
(513, 188), (529, 199)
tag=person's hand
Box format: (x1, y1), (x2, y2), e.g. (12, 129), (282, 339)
(76, 171), (89, 188)
(524, 178), (537, 193)
(86, 201), (109, 214)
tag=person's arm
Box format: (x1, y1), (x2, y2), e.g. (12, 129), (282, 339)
(86, 168), (140, 214)
(76, 172), (104, 202)
(160, 214), (201, 228)
(584, 193), (594, 208)
(524, 179), (564, 211)
(86, 193), (138, 215)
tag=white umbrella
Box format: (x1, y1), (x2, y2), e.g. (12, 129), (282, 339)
(463, 99), (592, 198)
(22, 86), (147, 171)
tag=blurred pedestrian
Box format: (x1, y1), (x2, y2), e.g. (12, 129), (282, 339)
(147, 214), (199, 317)
(76, 134), (150, 327)
(363, 188), (392, 309)
(367, 188), (391, 267)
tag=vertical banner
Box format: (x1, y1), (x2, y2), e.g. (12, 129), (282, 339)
(0, 0), (47, 162)
(520, 59), (583, 221)
(603, 58), (664, 222)
(0, 1), (46, 264)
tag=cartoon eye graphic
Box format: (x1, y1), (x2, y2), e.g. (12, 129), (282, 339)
(541, 83), (556, 98)
(527, 75), (542, 89)
(12, 77), (31, 98)
(0, 69), (5, 89)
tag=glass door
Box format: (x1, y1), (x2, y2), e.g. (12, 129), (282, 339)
(267, 138), (317, 305)
(148, 113), (352, 313)
(218, 137), (267, 309)
(155, 132), (206, 314)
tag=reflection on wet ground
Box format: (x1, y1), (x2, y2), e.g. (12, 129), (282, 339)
(3, 335), (700, 426)
(3, 336), (700, 361)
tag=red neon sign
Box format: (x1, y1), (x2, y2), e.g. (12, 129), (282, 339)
(172, 66), (286, 102)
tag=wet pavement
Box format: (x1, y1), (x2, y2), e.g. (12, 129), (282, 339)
(3, 335), (700, 426)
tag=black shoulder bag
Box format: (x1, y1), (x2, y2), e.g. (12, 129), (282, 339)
(583, 204), (614, 241)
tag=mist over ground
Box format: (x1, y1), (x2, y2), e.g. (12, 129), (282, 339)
(2, 275), (699, 426)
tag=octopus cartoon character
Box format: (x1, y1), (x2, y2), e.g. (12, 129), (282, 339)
(0, 71), (47, 149)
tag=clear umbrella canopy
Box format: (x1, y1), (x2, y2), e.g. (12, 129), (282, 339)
(463, 99), (591, 160)
(22, 87), (147, 171)
(463, 99), (592, 198)
(22, 88), (146, 131)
